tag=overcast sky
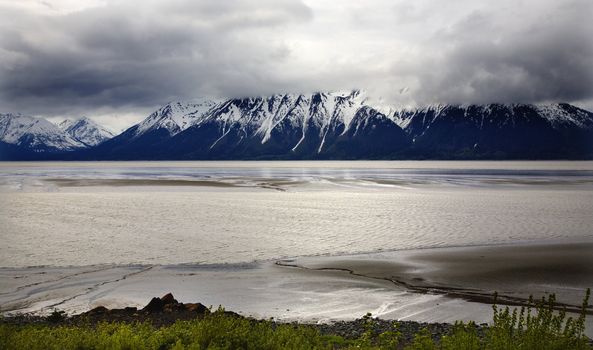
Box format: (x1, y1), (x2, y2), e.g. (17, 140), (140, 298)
(1, 0), (592, 131)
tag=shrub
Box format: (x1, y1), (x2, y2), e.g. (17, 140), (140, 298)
(0, 290), (591, 350)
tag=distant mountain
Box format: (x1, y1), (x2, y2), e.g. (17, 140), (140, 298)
(90, 91), (410, 159)
(0, 113), (85, 152)
(391, 103), (593, 159)
(2, 91), (593, 160)
(89, 92), (593, 160)
(58, 117), (115, 147)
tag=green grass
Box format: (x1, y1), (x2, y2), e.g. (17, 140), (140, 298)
(1, 290), (591, 350)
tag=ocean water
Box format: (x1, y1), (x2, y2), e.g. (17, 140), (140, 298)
(1, 161), (592, 267)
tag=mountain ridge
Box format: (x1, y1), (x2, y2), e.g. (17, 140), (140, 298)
(1, 92), (592, 160)
(90, 92), (592, 160)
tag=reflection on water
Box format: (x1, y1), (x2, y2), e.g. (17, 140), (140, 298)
(0, 161), (592, 267)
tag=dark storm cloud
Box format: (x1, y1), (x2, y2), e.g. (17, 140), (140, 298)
(409, 1), (593, 105)
(0, 0), (313, 117)
(0, 0), (592, 127)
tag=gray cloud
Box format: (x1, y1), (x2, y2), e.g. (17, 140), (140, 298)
(0, 0), (592, 129)
(409, 1), (593, 105)
(0, 0), (313, 121)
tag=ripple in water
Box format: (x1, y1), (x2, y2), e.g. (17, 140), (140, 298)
(0, 161), (592, 267)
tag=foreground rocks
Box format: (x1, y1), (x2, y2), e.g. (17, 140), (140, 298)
(78, 293), (217, 327)
(1, 293), (215, 328)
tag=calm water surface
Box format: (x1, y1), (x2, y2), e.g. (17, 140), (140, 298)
(1, 161), (592, 267)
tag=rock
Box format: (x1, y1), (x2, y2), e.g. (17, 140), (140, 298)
(142, 297), (165, 313)
(67, 294), (213, 324)
(184, 303), (209, 314)
(163, 304), (179, 313)
(142, 293), (182, 313)
(161, 293), (178, 305)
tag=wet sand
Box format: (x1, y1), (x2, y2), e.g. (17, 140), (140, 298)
(1, 242), (592, 335)
(285, 242), (593, 313)
(43, 177), (312, 192)
(42, 176), (593, 191)
(46, 178), (239, 188)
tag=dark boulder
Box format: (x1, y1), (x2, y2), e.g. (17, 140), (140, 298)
(142, 297), (165, 313)
(184, 303), (209, 314)
(160, 293), (178, 305)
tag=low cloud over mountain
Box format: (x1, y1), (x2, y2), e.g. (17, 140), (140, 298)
(0, 0), (592, 130)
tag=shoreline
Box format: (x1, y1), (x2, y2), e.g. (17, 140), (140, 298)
(2, 242), (592, 336)
(0, 293), (490, 347)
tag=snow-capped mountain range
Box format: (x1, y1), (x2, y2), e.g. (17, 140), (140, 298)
(0, 114), (114, 154)
(1, 91), (593, 159)
(59, 117), (115, 147)
(94, 91), (593, 159)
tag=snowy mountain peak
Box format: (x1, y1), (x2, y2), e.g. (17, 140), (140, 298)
(534, 103), (593, 128)
(135, 99), (220, 136)
(0, 113), (85, 151)
(59, 117), (115, 146)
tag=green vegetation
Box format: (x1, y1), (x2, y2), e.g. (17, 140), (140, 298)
(1, 290), (591, 350)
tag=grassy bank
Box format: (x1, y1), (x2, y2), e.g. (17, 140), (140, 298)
(1, 291), (591, 350)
